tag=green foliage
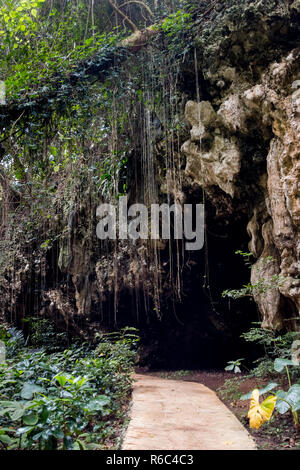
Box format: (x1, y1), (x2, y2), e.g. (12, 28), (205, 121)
(161, 10), (192, 36)
(222, 275), (286, 300)
(0, 0), (120, 99)
(275, 385), (300, 415)
(26, 318), (67, 352)
(222, 253), (287, 299)
(225, 358), (244, 374)
(0, 0), (46, 52)
(218, 377), (244, 402)
(95, 327), (140, 374)
(159, 9), (193, 60)
(0, 326), (25, 357)
(0, 0), (197, 259)
(274, 357), (296, 372)
(0, 329), (138, 449)
(242, 327), (297, 357)
(241, 382), (278, 400)
(93, 154), (129, 198)
(249, 359), (276, 379)
(241, 357), (300, 432)
(234, 250), (254, 266)
(241, 326), (299, 379)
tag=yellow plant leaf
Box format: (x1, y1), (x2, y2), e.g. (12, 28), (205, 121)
(248, 389), (277, 430)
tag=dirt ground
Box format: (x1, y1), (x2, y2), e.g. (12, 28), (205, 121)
(136, 368), (300, 450)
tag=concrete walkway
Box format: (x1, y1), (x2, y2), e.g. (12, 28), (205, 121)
(122, 374), (256, 450)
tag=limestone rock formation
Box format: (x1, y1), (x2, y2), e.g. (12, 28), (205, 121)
(182, 101), (241, 197)
(1, 0), (299, 347)
(181, 46), (300, 329)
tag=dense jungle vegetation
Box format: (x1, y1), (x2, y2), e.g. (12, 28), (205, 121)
(0, 0), (200, 451)
(0, 0), (299, 452)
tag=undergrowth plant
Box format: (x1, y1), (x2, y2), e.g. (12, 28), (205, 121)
(222, 251), (287, 300)
(222, 250), (300, 434)
(225, 358), (245, 374)
(241, 326), (299, 379)
(0, 327), (139, 450)
(0, 326), (25, 357)
(241, 358), (300, 433)
(223, 250), (300, 380)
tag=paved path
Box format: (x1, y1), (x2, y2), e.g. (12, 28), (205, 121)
(122, 374), (256, 450)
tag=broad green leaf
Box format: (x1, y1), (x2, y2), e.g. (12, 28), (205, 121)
(74, 439), (86, 450)
(23, 412), (39, 426)
(292, 400), (300, 412)
(274, 358), (294, 372)
(83, 395), (110, 413)
(54, 374), (68, 387)
(276, 384), (300, 414)
(60, 390), (72, 398)
(275, 390), (290, 414)
(0, 401), (18, 416)
(11, 407), (25, 421)
(0, 434), (13, 444)
(73, 376), (87, 386)
(286, 384), (300, 407)
(52, 428), (64, 439)
(241, 382), (278, 400)
(16, 426), (34, 435)
(21, 382), (43, 399)
(39, 405), (49, 424)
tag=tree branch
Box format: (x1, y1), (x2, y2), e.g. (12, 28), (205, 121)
(119, 1), (154, 17)
(109, 0), (139, 32)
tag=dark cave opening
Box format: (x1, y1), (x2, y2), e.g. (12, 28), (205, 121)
(10, 183), (263, 371)
(91, 191), (261, 371)
(12, 180), (263, 371)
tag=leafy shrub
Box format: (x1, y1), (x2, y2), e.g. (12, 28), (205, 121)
(225, 358), (244, 374)
(241, 358), (300, 433)
(0, 326), (25, 358)
(241, 328), (297, 358)
(223, 251), (300, 380)
(27, 317), (68, 352)
(249, 358), (276, 379)
(218, 377), (245, 402)
(241, 326), (300, 379)
(222, 252), (288, 300)
(0, 328), (139, 450)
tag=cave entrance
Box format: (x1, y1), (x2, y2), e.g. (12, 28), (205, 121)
(96, 195), (260, 370)
(138, 217), (259, 369)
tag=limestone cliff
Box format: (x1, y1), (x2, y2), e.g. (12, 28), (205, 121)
(0, 0), (299, 359)
(181, 0), (300, 329)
